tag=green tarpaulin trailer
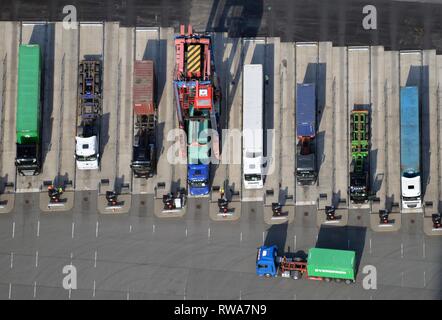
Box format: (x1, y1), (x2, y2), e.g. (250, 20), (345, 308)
(307, 248), (356, 281)
(15, 44), (42, 176)
(16, 44), (41, 144)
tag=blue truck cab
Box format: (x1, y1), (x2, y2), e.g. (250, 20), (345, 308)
(187, 119), (210, 196)
(188, 163), (209, 196)
(256, 245), (278, 277)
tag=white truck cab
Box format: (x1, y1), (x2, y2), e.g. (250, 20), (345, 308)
(401, 175), (422, 209)
(75, 136), (99, 170)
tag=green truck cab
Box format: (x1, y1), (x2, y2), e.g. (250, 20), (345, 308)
(15, 44), (42, 176)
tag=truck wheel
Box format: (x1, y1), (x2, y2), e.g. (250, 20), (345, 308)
(334, 278), (341, 283)
(265, 273), (271, 278)
(324, 277), (331, 283)
(292, 271), (301, 280)
(345, 279), (353, 285)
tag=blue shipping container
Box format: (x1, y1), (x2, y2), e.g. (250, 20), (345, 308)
(296, 83), (316, 137)
(400, 86), (420, 176)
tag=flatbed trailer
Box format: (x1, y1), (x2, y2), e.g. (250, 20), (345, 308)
(349, 106), (370, 203)
(256, 245), (356, 284)
(75, 59), (102, 170)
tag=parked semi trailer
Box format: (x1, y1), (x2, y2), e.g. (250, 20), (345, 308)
(75, 60), (102, 170)
(15, 44), (42, 176)
(349, 106), (370, 203)
(130, 60), (157, 178)
(296, 83), (317, 185)
(187, 119), (210, 194)
(174, 24), (220, 196)
(256, 245), (356, 284)
(243, 64), (264, 189)
(400, 86), (422, 209)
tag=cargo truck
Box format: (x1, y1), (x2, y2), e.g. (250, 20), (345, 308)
(349, 107), (370, 203)
(243, 64), (264, 189)
(174, 25), (221, 197)
(296, 83), (317, 185)
(400, 86), (422, 209)
(187, 119), (210, 195)
(15, 44), (42, 176)
(256, 245), (356, 284)
(76, 60), (102, 170)
(130, 60), (157, 178)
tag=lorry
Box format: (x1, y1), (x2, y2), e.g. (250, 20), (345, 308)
(75, 60), (102, 170)
(400, 86), (422, 209)
(242, 64), (264, 189)
(349, 107), (370, 203)
(187, 119), (210, 195)
(15, 44), (42, 176)
(130, 60), (157, 178)
(174, 24), (221, 196)
(296, 83), (317, 185)
(256, 245), (356, 284)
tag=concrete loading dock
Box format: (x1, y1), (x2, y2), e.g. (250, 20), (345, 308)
(0, 22), (18, 213)
(1, 21), (442, 235)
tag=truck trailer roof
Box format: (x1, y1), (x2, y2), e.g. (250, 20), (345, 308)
(16, 44), (41, 144)
(296, 83), (316, 138)
(243, 64), (263, 152)
(307, 248), (356, 280)
(400, 86), (420, 176)
(133, 60), (155, 115)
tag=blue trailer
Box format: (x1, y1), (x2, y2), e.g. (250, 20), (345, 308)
(296, 84), (316, 138)
(296, 83), (317, 184)
(400, 86), (422, 209)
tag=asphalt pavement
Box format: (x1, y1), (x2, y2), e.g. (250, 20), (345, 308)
(2, 0), (442, 52)
(0, 192), (441, 299)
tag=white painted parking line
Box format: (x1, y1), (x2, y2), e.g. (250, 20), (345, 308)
(401, 243), (404, 258)
(294, 235), (297, 249)
(94, 251), (97, 268)
(35, 251), (38, 268)
(37, 220), (40, 238)
(93, 280), (96, 297)
(152, 224), (155, 233)
(240, 232), (243, 243)
(12, 222), (15, 239)
(71, 222), (75, 239)
(8, 283), (11, 300)
(129, 225), (132, 233)
(10, 252), (13, 269)
(208, 228), (211, 240)
(95, 221), (99, 238)
(33, 282), (37, 299)
(185, 228), (188, 237)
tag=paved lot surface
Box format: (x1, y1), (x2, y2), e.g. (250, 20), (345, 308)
(2, 0), (442, 52)
(0, 193), (442, 299)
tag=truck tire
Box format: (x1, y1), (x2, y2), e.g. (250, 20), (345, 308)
(324, 277), (331, 283)
(345, 279), (354, 285)
(292, 271), (302, 280)
(265, 273), (271, 278)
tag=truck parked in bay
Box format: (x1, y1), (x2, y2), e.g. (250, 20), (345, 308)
(400, 86), (422, 209)
(296, 83), (317, 185)
(130, 60), (157, 178)
(243, 64), (264, 189)
(349, 106), (370, 203)
(75, 60), (102, 170)
(15, 44), (42, 176)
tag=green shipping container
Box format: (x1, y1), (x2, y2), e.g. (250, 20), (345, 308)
(16, 44), (41, 145)
(307, 248), (356, 280)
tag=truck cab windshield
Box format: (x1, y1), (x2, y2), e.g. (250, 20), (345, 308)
(245, 174), (262, 181)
